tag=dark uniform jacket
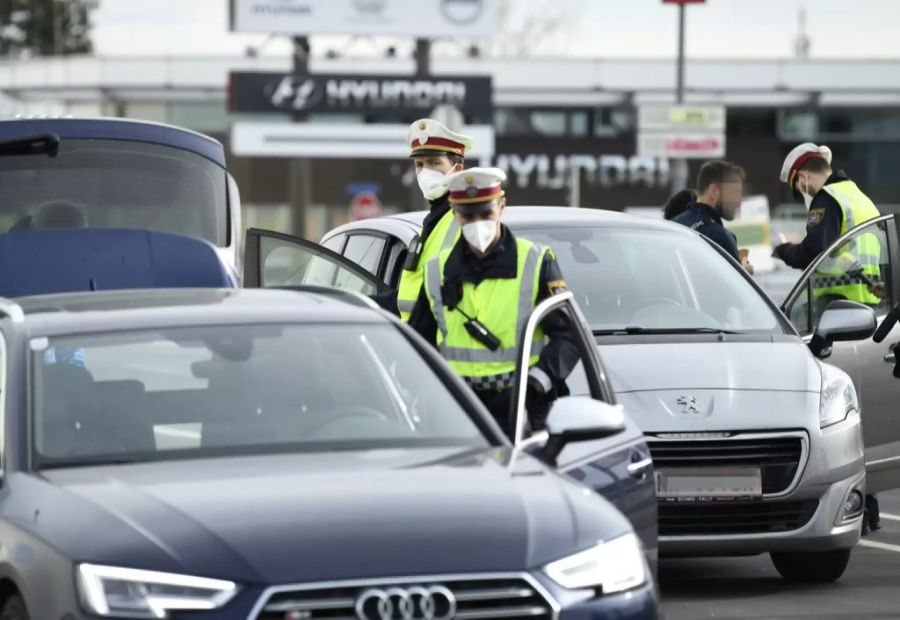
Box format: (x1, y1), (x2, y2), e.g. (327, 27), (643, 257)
(370, 193), (451, 315)
(408, 225), (579, 392)
(672, 202), (740, 262)
(774, 171), (851, 270)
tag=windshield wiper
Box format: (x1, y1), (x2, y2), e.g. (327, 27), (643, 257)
(0, 133), (60, 158)
(593, 326), (742, 336)
(38, 456), (145, 470)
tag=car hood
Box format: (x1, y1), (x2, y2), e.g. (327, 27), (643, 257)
(599, 340), (820, 394)
(23, 448), (627, 584)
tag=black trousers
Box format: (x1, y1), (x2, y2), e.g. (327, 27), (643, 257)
(473, 388), (552, 440)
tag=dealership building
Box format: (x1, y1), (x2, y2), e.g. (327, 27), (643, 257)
(2, 54), (900, 239)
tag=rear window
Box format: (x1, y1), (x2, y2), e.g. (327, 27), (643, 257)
(0, 139), (226, 246)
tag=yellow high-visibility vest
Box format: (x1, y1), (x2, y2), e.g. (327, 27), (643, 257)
(812, 180), (881, 305)
(424, 237), (549, 391)
(396, 209), (459, 321)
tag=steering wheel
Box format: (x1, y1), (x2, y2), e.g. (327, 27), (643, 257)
(630, 297), (681, 313)
(300, 406), (390, 437)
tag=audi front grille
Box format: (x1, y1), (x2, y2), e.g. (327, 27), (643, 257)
(647, 432), (807, 496)
(251, 574), (556, 620)
(658, 499), (819, 536)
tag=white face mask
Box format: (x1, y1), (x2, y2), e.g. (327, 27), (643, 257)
(416, 168), (449, 201)
(462, 219), (498, 254)
(798, 176), (814, 209)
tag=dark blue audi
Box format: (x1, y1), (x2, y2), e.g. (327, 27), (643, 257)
(0, 287), (657, 619)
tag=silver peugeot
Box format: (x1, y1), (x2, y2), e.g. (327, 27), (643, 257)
(317, 207), (900, 583)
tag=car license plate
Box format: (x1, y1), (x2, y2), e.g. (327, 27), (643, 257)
(655, 467), (762, 502)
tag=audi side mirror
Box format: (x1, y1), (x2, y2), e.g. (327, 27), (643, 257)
(810, 300), (877, 359)
(541, 397), (626, 465)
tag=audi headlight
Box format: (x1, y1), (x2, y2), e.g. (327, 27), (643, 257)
(819, 363), (859, 428)
(543, 533), (646, 595)
(77, 564), (238, 618)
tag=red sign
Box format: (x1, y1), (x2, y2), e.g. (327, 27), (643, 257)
(349, 191), (381, 221)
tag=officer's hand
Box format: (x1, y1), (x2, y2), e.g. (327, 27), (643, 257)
(742, 259), (755, 275)
(772, 243), (789, 261)
(869, 282), (886, 299)
(526, 375), (553, 432)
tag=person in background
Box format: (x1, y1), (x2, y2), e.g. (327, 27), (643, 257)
(408, 168), (579, 437)
(662, 189), (697, 221)
(672, 161), (754, 274)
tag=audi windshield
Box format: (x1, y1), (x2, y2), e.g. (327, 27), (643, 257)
(32, 323), (488, 468)
(0, 139), (226, 245)
(522, 226), (784, 335)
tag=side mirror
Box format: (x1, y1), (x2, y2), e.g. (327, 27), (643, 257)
(541, 396), (626, 465)
(810, 299), (877, 358)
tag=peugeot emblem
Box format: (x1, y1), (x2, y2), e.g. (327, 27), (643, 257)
(676, 395), (701, 416)
(355, 585), (456, 620)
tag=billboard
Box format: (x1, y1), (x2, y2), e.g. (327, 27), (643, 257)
(230, 71), (493, 123)
(637, 104), (727, 159)
(230, 0), (500, 37)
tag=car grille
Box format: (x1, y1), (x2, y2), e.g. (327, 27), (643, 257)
(647, 434), (806, 495)
(659, 500), (819, 536)
(253, 576), (554, 620)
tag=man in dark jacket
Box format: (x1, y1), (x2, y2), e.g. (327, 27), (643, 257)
(673, 161), (751, 271)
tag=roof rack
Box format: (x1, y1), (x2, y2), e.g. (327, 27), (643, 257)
(0, 298), (24, 323)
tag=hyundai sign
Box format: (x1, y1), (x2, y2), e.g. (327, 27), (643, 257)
(230, 72), (494, 122)
(230, 0), (500, 38)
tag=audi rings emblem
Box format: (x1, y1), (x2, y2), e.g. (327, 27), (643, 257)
(355, 585), (457, 620)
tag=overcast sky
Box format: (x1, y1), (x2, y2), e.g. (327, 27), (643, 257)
(92, 0), (900, 59)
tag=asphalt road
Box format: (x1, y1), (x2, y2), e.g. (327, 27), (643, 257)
(659, 490), (900, 620)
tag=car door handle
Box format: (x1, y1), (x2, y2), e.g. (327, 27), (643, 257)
(886, 351), (896, 363)
(627, 457), (654, 478)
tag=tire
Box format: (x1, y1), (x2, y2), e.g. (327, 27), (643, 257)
(770, 548), (852, 583)
(0, 595), (29, 620)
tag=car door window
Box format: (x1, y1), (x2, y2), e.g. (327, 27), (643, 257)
(244, 229), (383, 295)
(383, 238), (409, 288)
(785, 218), (893, 336)
(342, 235), (386, 276)
(321, 234), (346, 254)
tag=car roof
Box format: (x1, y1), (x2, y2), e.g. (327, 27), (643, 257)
(0, 117), (225, 167)
(330, 206), (694, 239)
(7, 288), (389, 337)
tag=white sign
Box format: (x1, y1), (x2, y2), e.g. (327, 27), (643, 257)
(231, 122), (495, 160)
(637, 104), (726, 159)
(231, 0), (500, 37)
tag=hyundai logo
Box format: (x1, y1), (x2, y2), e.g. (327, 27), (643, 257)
(355, 585), (457, 620)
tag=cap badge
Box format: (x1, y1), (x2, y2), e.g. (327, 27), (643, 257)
(465, 185), (479, 198)
(418, 121), (427, 130)
(465, 175), (474, 183)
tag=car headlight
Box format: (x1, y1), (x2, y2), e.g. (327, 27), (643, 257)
(77, 564), (238, 618)
(543, 533), (646, 595)
(819, 363), (859, 428)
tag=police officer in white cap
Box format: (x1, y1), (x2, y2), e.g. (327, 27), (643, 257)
(774, 142), (880, 270)
(408, 167), (579, 436)
(389, 119), (474, 320)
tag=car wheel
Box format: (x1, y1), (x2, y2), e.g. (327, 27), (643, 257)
(0, 595), (29, 620)
(770, 548), (852, 583)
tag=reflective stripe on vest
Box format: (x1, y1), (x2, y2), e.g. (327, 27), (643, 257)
(396, 210), (459, 320)
(425, 238), (548, 390)
(811, 180), (881, 304)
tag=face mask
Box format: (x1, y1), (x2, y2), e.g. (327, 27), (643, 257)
(462, 220), (498, 254)
(416, 168), (449, 201)
(798, 176), (814, 209)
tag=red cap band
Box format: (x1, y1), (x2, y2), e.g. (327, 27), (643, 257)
(410, 137), (466, 156)
(788, 151), (825, 185)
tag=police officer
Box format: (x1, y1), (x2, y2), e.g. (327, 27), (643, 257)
(775, 143), (883, 533)
(408, 168), (579, 437)
(392, 119), (473, 320)
(673, 161), (753, 273)
(773, 143), (881, 303)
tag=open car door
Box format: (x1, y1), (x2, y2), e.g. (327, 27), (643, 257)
(781, 214), (900, 492)
(243, 228), (386, 295)
(509, 291), (657, 567)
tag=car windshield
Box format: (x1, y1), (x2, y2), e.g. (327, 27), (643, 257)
(0, 139), (226, 246)
(522, 226), (782, 334)
(31, 323), (488, 468)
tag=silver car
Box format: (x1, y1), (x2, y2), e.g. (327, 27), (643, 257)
(257, 207), (900, 583)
